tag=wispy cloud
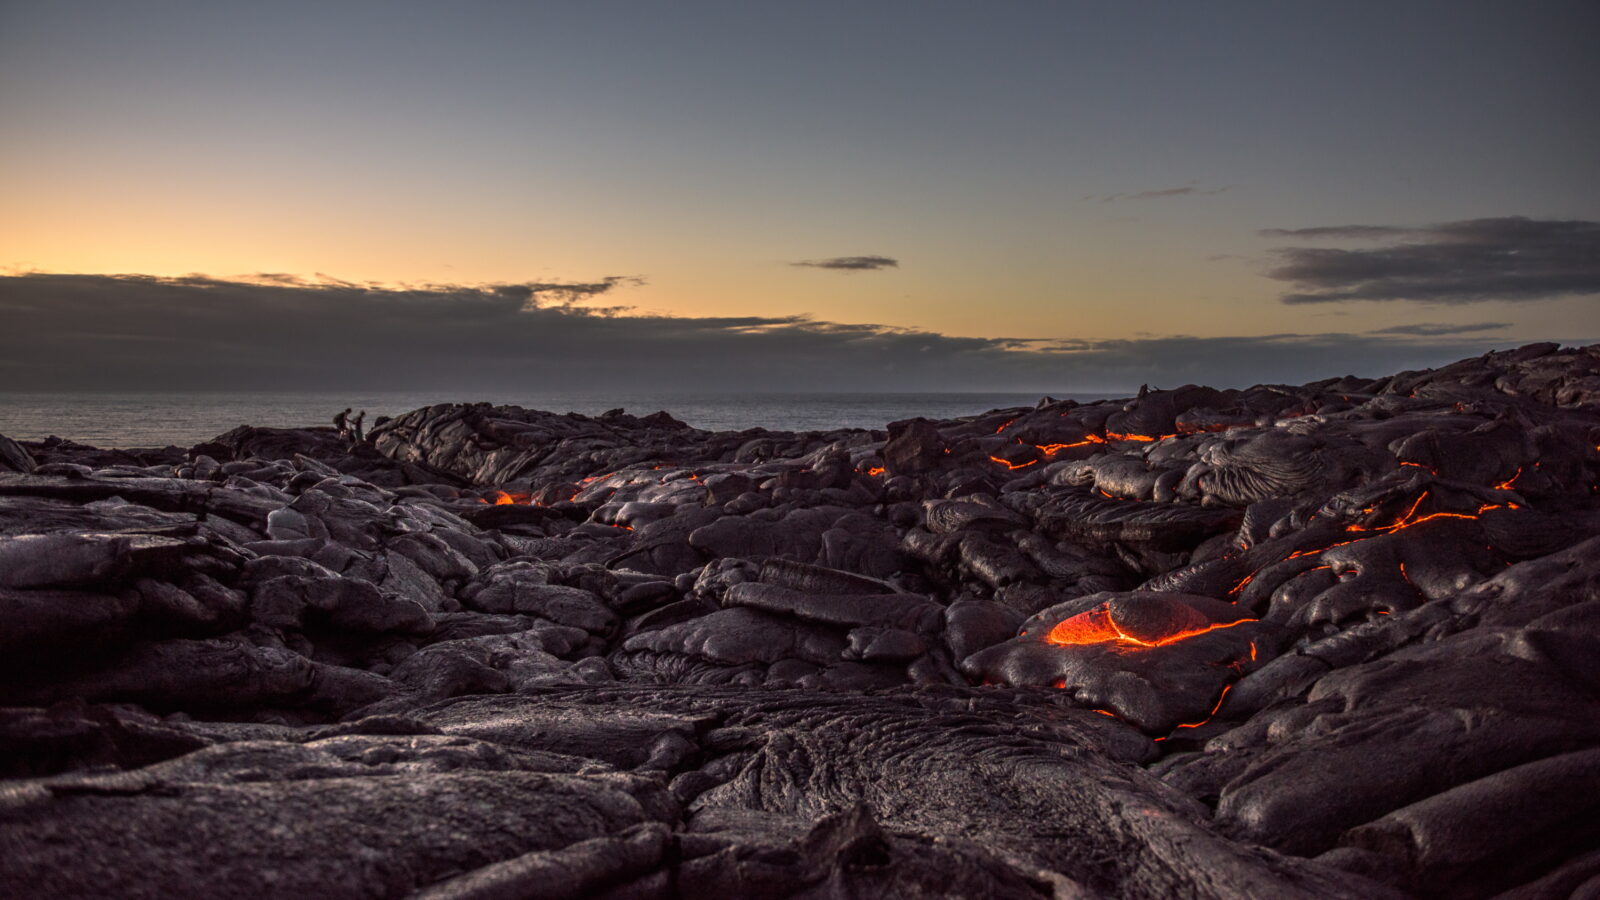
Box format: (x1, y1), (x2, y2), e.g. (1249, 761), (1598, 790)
(1264, 216), (1600, 304)
(0, 272), (1560, 394)
(792, 255), (899, 272)
(1090, 184), (1229, 203)
(1368, 322), (1509, 336)
(1258, 225), (1405, 240)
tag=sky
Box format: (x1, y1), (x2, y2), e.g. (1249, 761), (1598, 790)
(1, 0), (1597, 392)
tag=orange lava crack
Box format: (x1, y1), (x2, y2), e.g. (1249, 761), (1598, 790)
(1343, 489), (1517, 535)
(1032, 436), (1105, 454)
(990, 456), (1038, 470)
(1152, 683), (1237, 742)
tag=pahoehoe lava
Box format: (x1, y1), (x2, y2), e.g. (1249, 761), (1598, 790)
(3, 342), (1599, 898)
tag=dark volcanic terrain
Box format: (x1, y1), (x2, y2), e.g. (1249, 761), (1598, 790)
(3, 343), (1599, 899)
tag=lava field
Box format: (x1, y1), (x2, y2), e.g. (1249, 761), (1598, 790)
(3, 342), (1599, 898)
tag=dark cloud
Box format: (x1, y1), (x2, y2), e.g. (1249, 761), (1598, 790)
(1368, 322), (1510, 336)
(1265, 216), (1600, 304)
(792, 256), (899, 272)
(0, 272), (1570, 394)
(1092, 185), (1228, 203)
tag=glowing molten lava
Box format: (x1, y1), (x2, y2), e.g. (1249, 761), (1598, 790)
(479, 490), (534, 505)
(1285, 539), (1360, 560)
(990, 456), (1038, 470)
(1105, 431), (1174, 443)
(865, 466), (886, 477)
(1045, 605), (1256, 649)
(1495, 467), (1524, 491)
(1345, 489), (1518, 534)
(1034, 436), (1105, 455)
(1154, 683), (1235, 741)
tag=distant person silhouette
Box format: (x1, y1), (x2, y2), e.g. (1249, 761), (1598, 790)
(334, 408), (352, 441)
(351, 410), (367, 443)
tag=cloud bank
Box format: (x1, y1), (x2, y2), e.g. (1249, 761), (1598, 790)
(0, 272), (1560, 394)
(1265, 216), (1600, 305)
(792, 256), (900, 272)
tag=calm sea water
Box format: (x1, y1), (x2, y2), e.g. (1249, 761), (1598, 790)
(0, 391), (1118, 449)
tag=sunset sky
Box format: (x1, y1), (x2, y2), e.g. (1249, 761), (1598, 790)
(2, 1), (1596, 391)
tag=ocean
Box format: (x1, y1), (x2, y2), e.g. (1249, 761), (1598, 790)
(0, 391), (1120, 449)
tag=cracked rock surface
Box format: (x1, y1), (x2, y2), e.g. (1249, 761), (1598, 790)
(3, 342), (1599, 898)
